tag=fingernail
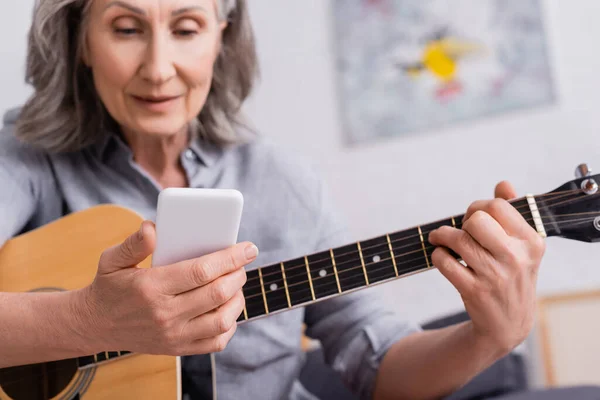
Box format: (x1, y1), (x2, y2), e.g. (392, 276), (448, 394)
(245, 244), (259, 260)
(137, 222), (145, 241)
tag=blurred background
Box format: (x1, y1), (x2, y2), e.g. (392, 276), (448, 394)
(2, 0), (599, 393)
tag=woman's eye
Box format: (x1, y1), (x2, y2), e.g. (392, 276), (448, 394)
(173, 18), (202, 37)
(115, 27), (140, 36)
(174, 29), (197, 37)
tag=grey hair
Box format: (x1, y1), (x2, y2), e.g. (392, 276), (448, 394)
(15, 0), (258, 154)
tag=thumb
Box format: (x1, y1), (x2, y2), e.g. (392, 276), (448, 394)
(99, 220), (156, 274)
(494, 180), (517, 200)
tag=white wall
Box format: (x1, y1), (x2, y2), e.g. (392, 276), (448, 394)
(2, 0), (600, 380)
(0, 2), (34, 115)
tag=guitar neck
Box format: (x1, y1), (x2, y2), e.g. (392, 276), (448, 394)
(238, 195), (549, 324)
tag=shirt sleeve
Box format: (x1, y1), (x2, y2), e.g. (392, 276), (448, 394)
(304, 176), (423, 400)
(0, 108), (57, 247)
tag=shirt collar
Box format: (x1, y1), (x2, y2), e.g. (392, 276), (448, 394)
(187, 135), (222, 167)
(92, 127), (223, 168)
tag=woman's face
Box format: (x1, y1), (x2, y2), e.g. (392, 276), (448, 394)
(85, 0), (225, 138)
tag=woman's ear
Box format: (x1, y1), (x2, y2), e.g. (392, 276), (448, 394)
(80, 32), (91, 67)
(215, 21), (228, 55)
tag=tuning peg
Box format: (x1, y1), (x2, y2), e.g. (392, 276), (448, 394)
(576, 163), (592, 178)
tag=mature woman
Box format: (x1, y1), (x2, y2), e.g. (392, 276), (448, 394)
(0, 0), (548, 399)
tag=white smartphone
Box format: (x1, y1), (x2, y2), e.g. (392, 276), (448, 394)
(151, 188), (244, 267)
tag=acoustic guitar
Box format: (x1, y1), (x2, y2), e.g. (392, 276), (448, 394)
(1, 164), (600, 400)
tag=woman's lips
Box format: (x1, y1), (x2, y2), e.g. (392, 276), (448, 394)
(131, 95), (182, 112)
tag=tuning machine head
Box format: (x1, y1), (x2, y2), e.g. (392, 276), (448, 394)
(576, 163), (598, 195)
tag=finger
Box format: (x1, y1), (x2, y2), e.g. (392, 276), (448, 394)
(461, 211), (516, 259)
(180, 291), (245, 342)
(176, 268), (247, 318)
(99, 221), (156, 274)
(495, 180), (517, 200)
(184, 323), (238, 355)
(464, 199), (532, 239)
(431, 247), (476, 295)
(429, 225), (495, 278)
(155, 242), (258, 295)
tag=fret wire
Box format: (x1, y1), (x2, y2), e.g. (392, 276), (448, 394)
(244, 279), (339, 307)
(254, 246), (441, 301)
(243, 304), (248, 320)
(250, 238), (407, 285)
(248, 266), (374, 311)
(246, 251), (432, 304)
(245, 241), (440, 294)
(304, 251), (339, 299)
(258, 268), (269, 315)
(247, 256), (436, 313)
(265, 260), (305, 283)
(386, 234), (399, 277)
(251, 238), (535, 309)
(359, 237), (396, 284)
(305, 256), (316, 301)
(257, 271), (373, 312)
(245, 201), (551, 288)
(417, 226), (431, 269)
(356, 242), (370, 286)
(245, 215), (591, 315)
(282, 259), (313, 307)
(287, 285), (331, 304)
(245, 201), (536, 285)
(281, 262), (292, 308)
(261, 264), (289, 313)
(330, 249), (343, 293)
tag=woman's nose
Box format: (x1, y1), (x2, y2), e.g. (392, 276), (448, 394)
(138, 35), (176, 85)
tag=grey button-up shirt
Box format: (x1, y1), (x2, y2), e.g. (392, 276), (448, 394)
(0, 107), (421, 400)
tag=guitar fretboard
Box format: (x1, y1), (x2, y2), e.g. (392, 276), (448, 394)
(237, 196), (542, 323)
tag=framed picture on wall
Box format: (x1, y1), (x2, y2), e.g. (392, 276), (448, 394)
(332, 0), (556, 145)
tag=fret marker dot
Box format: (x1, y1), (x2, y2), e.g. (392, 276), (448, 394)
(319, 269), (327, 277)
(373, 255), (381, 263)
(270, 283), (278, 291)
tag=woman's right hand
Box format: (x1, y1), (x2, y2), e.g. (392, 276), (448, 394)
(77, 220), (256, 356)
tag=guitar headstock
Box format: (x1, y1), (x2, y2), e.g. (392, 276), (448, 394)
(536, 164), (600, 243)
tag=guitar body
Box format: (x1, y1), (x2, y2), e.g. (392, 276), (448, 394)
(0, 205), (180, 400)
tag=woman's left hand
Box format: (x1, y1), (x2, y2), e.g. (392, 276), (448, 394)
(428, 181), (546, 356)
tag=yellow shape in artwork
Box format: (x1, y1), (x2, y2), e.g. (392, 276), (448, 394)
(419, 37), (486, 82)
(423, 42), (457, 81)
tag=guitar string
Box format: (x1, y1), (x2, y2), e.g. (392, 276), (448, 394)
(242, 213), (600, 306)
(243, 189), (592, 285)
(245, 213), (600, 308)
(244, 214), (600, 312)
(244, 202), (600, 291)
(254, 208), (600, 290)
(0, 213), (597, 388)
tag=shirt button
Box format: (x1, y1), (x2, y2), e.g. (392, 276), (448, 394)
(184, 149), (196, 161)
